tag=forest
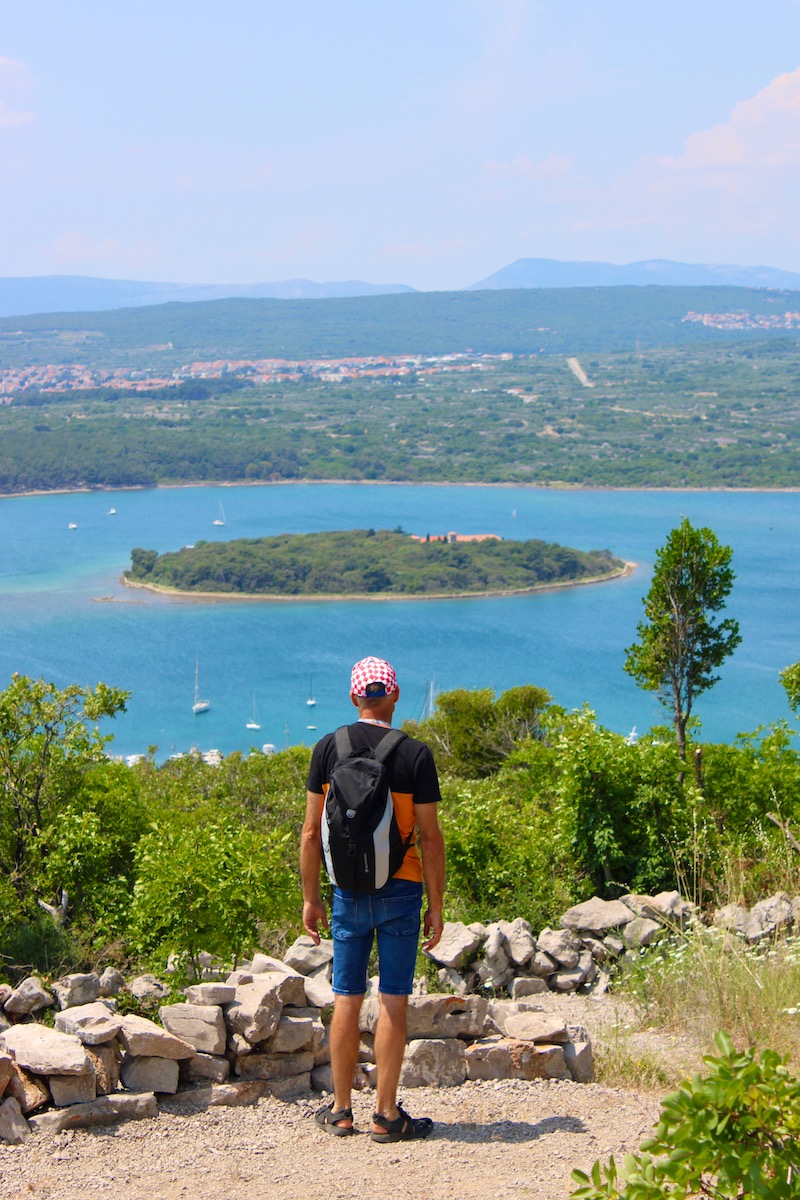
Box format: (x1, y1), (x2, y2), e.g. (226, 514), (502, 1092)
(124, 530), (626, 597)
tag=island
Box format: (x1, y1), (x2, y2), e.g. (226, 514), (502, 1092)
(123, 529), (630, 599)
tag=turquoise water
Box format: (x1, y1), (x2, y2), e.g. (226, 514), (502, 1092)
(0, 484), (797, 758)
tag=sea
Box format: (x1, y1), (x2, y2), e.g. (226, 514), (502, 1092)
(0, 483), (797, 761)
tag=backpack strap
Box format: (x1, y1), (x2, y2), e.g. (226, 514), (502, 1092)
(333, 725), (353, 764)
(372, 728), (407, 764)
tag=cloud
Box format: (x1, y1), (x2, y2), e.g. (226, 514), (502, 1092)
(50, 231), (160, 266)
(568, 70), (800, 251)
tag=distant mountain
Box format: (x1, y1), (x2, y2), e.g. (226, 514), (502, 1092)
(0, 275), (416, 319)
(467, 258), (800, 291)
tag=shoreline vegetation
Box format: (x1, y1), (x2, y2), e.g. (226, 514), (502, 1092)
(122, 529), (631, 601)
(3, 478), (800, 502)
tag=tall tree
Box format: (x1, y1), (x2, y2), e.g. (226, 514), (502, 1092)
(780, 660), (800, 713)
(624, 518), (741, 758)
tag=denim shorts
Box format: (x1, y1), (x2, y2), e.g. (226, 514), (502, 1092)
(330, 878), (423, 997)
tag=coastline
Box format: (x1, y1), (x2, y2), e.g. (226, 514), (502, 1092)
(120, 560), (638, 604)
(2, 478), (800, 501)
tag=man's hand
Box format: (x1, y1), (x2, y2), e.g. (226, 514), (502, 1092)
(303, 898), (329, 945)
(421, 907), (443, 952)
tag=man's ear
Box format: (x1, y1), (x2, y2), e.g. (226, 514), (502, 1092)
(350, 692), (359, 709)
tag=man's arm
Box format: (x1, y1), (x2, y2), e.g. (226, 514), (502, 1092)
(414, 801), (445, 951)
(300, 790), (328, 945)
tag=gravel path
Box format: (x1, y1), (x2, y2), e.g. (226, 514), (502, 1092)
(1, 994), (680, 1200)
(1, 1080), (663, 1200)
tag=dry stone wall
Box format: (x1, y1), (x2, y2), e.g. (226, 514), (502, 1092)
(1, 886), (791, 1143)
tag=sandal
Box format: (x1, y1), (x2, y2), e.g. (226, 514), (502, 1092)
(315, 1101), (356, 1136)
(371, 1104), (433, 1142)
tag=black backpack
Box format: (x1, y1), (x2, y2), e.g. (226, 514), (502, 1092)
(321, 726), (412, 893)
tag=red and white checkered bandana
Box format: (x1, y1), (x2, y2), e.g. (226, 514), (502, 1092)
(350, 656), (398, 698)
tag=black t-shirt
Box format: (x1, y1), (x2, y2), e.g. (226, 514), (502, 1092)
(307, 720), (441, 883)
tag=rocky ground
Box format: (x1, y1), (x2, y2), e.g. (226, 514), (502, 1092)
(0, 994), (696, 1200)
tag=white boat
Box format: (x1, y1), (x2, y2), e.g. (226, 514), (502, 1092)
(192, 658), (210, 715)
(246, 694), (261, 731)
(107, 507), (117, 516)
(307, 674), (316, 706)
(212, 502), (226, 527)
(68, 522), (77, 530)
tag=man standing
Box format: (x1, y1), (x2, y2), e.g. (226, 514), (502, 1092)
(301, 656), (445, 1142)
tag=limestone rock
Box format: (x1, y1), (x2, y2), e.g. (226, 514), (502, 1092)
(121, 1055), (180, 1094)
(0, 1096), (31, 1143)
(536, 928), (582, 969)
(650, 890), (695, 926)
(465, 1038), (569, 1081)
(264, 1072), (312, 1100)
(173, 1080), (265, 1108)
(564, 1040), (595, 1083)
(623, 917), (663, 948)
(86, 1044), (121, 1095)
(425, 922), (484, 970)
(55, 1001), (122, 1045)
(400, 1038), (466, 1087)
(250, 969), (306, 1007)
(159, 1002), (226, 1055)
(508, 977), (547, 999)
(234, 1049), (315, 1081)
(250, 953), (299, 976)
(99, 967), (125, 997)
(184, 982), (236, 1006)
(183, 1053), (231, 1084)
(53, 972), (101, 1010)
(117, 1013), (194, 1060)
(5, 1064), (51, 1113)
(744, 892), (794, 943)
(498, 918), (537, 966)
(267, 1014), (324, 1054)
(713, 903), (749, 936)
(530, 949), (559, 977)
(129, 974), (171, 1001)
(303, 970), (335, 1009)
(27, 1091), (158, 1133)
(359, 993), (488, 1040)
(49, 1068), (97, 1108)
(1, 1025), (91, 1076)
(0, 1051), (13, 1097)
(225, 978), (284, 1046)
(4, 976), (54, 1016)
(560, 897), (637, 934)
(310, 1063), (373, 1093)
(283, 936), (335, 976)
(501, 1012), (569, 1044)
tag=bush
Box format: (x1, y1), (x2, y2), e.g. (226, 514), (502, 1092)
(572, 1032), (800, 1199)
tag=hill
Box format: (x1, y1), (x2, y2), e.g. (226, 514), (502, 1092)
(468, 257), (800, 291)
(1, 285), (798, 372)
(123, 530), (627, 598)
(0, 275), (416, 319)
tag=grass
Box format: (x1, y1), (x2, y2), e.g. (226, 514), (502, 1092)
(616, 923), (800, 1071)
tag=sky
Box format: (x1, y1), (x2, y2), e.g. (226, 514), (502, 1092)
(3, 1), (800, 291)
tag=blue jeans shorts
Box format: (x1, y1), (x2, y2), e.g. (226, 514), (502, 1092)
(331, 878), (423, 997)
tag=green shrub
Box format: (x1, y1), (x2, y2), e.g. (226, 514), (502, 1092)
(571, 1032), (800, 1199)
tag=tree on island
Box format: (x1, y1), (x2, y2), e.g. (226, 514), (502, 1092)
(624, 518), (741, 760)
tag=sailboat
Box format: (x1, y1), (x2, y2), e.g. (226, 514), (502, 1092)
(306, 675), (316, 707)
(246, 694), (261, 731)
(192, 658), (210, 715)
(212, 502), (226, 527)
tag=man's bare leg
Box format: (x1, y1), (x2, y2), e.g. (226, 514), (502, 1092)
(373, 992), (408, 1127)
(328, 993), (364, 1128)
